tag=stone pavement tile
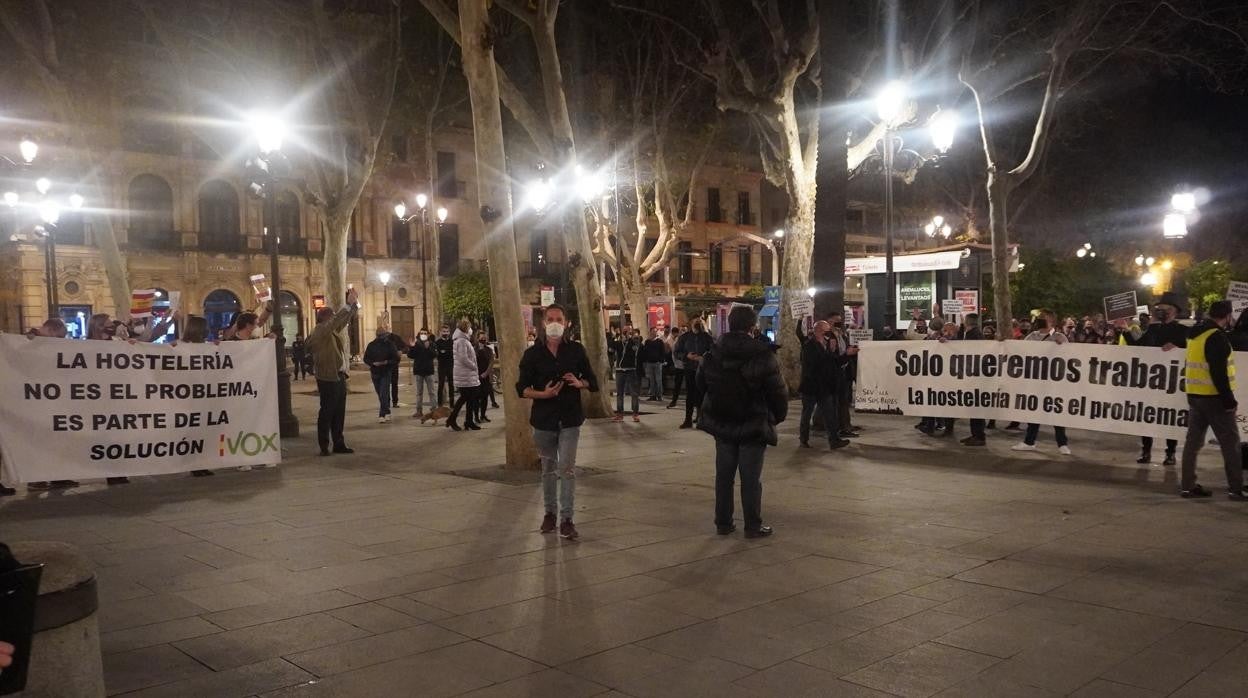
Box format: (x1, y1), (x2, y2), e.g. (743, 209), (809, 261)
(228, 535), (380, 570)
(953, 559), (1088, 594)
(259, 652), (493, 698)
(1171, 670), (1248, 698)
(907, 579), (985, 603)
(842, 642), (1000, 698)
(890, 549), (989, 578)
(140, 561), (287, 593)
(561, 643), (688, 688)
(438, 596), (589, 638)
(935, 673), (1061, 697)
(102, 616), (223, 655)
(1058, 607), (1185, 654)
(826, 593), (940, 632)
(337, 570), (457, 600)
(481, 599), (700, 666)
(246, 559), (409, 596)
(320, 522), (433, 547)
(793, 569), (942, 618)
(971, 641), (1131, 695)
(98, 592), (209, 632)
(631, 576), (792, 620)
(377, 594), (458, 622)
(933, 607), (1074, 658)
(97, 575), (154, 603)
(1069, 678), (1164, 697)
(203, 589), (364, 630)
(733, 660), (894, 697)
(793, 621), (932, 675)
(418, 641), (546, 683)
(613, 657), (756, 698)
(102, 643), (212, 695)
(174, 613), (371, 671)
(411, 568), (552, 615)
(552, 574), (677, 608)
(283, 623), (467, 676)
(731, 555), (879, 595)
(173, 580), (275, 613)
(113, 658), (314, 698)
(325, 601), (426, 633)
(639, 618), (826, 670)
(1197, 599), (1248, 632)
(886, 523), (993, 549)
(1098, 622), (1246, 693)
(1007, 540), (1125, 572)
(715, 597), (822, 636)
(949, 530), (1061, 561)
(930, 586), (1034, 621)
(455, 668), (609, 698)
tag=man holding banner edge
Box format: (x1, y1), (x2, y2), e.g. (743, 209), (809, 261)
(1180, 300), (1244, 500)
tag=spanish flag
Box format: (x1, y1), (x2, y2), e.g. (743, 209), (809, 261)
(130, 289), (156, 319)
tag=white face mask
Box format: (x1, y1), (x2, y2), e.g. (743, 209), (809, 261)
(545, 322), (565, 339)
(418, 333), (428, 341)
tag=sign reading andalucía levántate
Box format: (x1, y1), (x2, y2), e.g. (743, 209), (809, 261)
(855, 340), (1248, 441)
(0, 335), (279, 482)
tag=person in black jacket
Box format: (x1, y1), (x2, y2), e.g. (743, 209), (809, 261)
(386, 331), (409, 408)
(798, 321), (850, 450)
(407, 328), (438, 416)
(517, 304), (600, 539)
(697, 306), (788, 539)
(473, 331), (494, 423)
(1180, 300), (1243, 499)
(641, 328), (668, 401)
(363, 327), (401, 423)
(435, 323), (455, 406)
(611, 325), (643, 421)
(676, 319), (713, 428)
(1126, 294), (1187, 465)
(290, 335), (307, 380)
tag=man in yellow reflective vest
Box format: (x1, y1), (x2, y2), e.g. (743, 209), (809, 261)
(1181, 300), (1244, 499)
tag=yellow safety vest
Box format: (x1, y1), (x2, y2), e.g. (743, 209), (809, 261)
(1186, 328), (1236, 395)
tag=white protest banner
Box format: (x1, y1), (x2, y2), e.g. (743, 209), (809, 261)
(790, 298), (814, 320)
(1228, 281), (1248, 314)
(940, 299), (962, 316)
(848, 329), (873, 346)
(0, 335), (280, 482)
(854, 339), (1248, 442)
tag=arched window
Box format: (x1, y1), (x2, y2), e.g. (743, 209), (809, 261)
(198, 180), (240, 252)
(277, 290), (302, 341)
(203, 289), (242, 340)
(128, 174), (175, 248)
(54, 210), (86, 246)
(275, 190), (301, 255)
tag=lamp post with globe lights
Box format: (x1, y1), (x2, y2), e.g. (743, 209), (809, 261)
(523, 164), (604, 306)
(395, 195), (449, 329)
(244, 111), (298, 438)
(378, 271), (391, 324)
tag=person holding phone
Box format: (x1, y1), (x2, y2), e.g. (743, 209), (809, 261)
(308, 286), (359, 455)
(517, 304), (600, 540)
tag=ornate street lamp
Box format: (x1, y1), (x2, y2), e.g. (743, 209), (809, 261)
(395, 195), (449, 329)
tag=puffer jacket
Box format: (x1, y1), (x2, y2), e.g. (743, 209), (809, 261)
(451, 328), (481, 388)
(696, 332), (788, 445)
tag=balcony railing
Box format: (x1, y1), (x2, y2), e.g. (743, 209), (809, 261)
(735, 211), (758, 226)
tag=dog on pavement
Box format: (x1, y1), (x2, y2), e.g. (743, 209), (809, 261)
(417, 405), (452, 425)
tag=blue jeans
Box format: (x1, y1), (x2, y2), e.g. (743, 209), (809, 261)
(644, 362), (664, 400)
(615, 370), (639, 414)
(414, 374), (436, 413)
(371, 372), (391, 417)
(534, 427), (579, 519)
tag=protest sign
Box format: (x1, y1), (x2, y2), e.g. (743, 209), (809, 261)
(790, 298), (813, 320)
(0, 335), (280, 482)
(940, 300), (962, 316)
(855, 339), (1248, 441)
(955, 290), (979, 314)
(1228, 281), (1248, 314)
(848, 328), (873, 346)
(648, 296), (674, 331)
(1103, 291), (1138, 321)
(540, 285), (555, 307)
(250, 274), (272, 303)
(130, 289), (155, 319)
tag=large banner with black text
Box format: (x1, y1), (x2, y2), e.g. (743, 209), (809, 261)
(0, 335), (280, 482)
(855, 340), (1248, 441)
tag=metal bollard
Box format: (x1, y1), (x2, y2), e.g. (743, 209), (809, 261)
(9, 542), (104, 698)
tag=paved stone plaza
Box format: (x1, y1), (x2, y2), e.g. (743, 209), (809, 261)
(5, 379), (1248, 697)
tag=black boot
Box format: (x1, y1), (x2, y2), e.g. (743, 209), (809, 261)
(1137, 450), (1151, 464)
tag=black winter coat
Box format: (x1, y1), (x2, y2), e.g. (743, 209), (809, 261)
(407, 340), (437, 375)
(696, 332), (789, 445)
(798, 337), (839, 397)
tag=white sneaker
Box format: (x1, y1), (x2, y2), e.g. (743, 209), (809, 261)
(1011, 443), (1037, 452)
(237, 464), (252, 472)
(378, 416), (387, 424)
(394, 402), (404, 408)
(1058, 445), (1072, 455)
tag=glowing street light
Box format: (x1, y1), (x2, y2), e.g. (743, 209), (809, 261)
(393, 202), (407, 220)
(933, 215), (945, 228)
(524, 179), (552, 212)
(249, 112), (286, 154)
(35, 177), (51, 195)
(806, 286), (817, 298)
(415, 192), (428, 210)
(1163, 212), (1188, 239)
(378, 271), (391, 286)
(930, 109), (958, 153)
(1171, 192), (1197, 214)
(38, 200), (61, 225)
(436, 206), (448, 223)
(574, 165), (605, 203)
(1140, 271), (1158, 286)
(18, 137), (38, 164)
(1083, 243), (1092, 249)
(378, 271), (391, 322)
(1076, 248), (1087, 258)
(1161, 259), (1173, 270)
(773, 229), (785, 239)
(3, 192), (17, 207)
(1134, 254), (1145, 266)
(875, 80), (908, 125)
(69, 193), (85, 209)
(1145, 256), (1155, 266)
(924, 222), (936, 237)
